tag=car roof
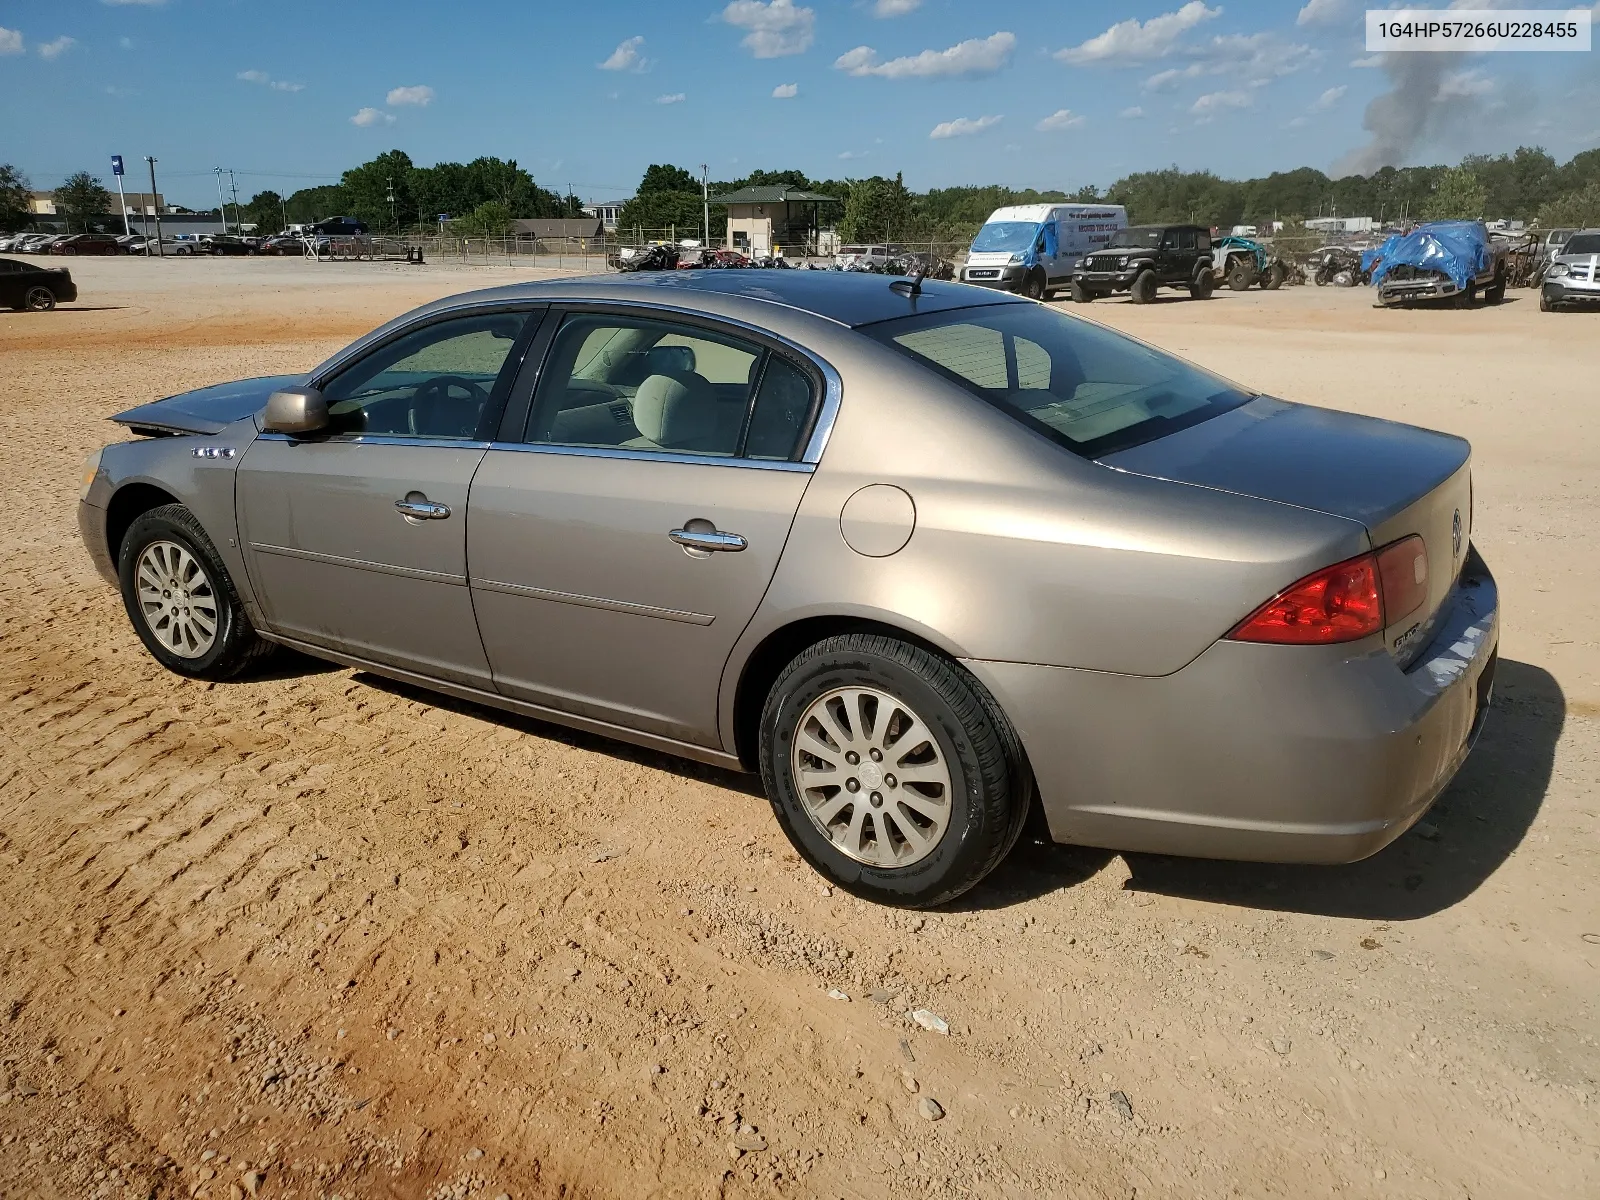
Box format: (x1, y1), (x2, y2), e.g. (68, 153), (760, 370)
(435, 270), (1030, 329)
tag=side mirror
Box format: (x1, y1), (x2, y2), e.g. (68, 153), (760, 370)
(263, 385), (328, 435)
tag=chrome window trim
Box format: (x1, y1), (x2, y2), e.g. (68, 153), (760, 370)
(249, 541), (467, 586)
(484, 441), (815, 473)
(473, 577), (715, 626)
(307, 300), (547, 390)
(256, 432), (491, 451)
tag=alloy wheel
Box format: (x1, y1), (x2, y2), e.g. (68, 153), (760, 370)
(790, 686), (953, 868)
(24, 286), (55, 312)
(135, 540), (219, 658)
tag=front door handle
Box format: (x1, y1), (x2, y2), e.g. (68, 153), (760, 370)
(396, 494), (451, 520)
(669, 526), (747, 553)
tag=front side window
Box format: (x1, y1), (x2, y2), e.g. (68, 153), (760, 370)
(320, 311), (531, 439)
(526, 313), (815, 460)
(1178, 229), (1198, 251)
(864, 303), (1251, 458)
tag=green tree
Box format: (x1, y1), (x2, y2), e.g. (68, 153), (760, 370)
(616, 190), (721, 239)
(638, 164), (698, 195)
(241, 190), (285, 235)
(1537, 180), (1600, 229)
(453, 201), (511, 236)
(341, 149), (415, 231)
(0, 163), (30, 232)
(1423, 166), (1488, 221)
(55, 171), (113, 232)
(840, 173), (914, 242)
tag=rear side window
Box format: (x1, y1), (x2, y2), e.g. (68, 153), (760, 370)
(864, 303), (1251, 458)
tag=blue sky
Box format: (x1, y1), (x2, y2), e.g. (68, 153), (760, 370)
(3, 0), (1597, 209)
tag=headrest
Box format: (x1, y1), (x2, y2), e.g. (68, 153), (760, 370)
(632, 373), (715, 448)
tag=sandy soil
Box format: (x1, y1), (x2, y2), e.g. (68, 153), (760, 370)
(1, 258), (1596, 1200)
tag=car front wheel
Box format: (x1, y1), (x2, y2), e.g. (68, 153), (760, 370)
(1130, 269), (1158, 304)
(759, 633), (1032, 908)
(117, 503), (275, 680)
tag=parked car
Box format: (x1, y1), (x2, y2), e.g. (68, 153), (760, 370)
(78, 272), (1497, 907)
(126, 237), (199, 257)
(834, 244), (891, 271)
(16, 234), (63, 254)
(1539, 227), (1600, 312)
(1070, 224), (1216, 302)
(1368, 220), (1508, 308)
(258, 234), (308, 256)
(311, 216), (369, 237)
(50, 232), (125, 256)
(0, 256), (77, 310)
(202, 235), (256, 257)
(0, 233), (32, 252)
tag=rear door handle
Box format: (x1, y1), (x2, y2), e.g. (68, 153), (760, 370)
(396, 495), (451, 520)
(669, 527), (747, 553)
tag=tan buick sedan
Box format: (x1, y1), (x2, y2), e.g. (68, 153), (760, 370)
(78, 271), (1498, 906)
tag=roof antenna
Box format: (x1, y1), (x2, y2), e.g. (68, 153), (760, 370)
(889, 265), (925, 297)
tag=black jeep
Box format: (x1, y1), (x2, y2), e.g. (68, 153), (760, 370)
(1071, 224), (1215, 303)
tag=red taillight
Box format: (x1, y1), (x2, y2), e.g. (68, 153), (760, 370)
(1229, 536), (1431, 646)
(1376, 534), (1428, 623)
(1228, 553), (1383, 645)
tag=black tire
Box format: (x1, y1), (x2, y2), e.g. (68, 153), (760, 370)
(24, 286), (56, 312)
(1263, 262), (1286, 291)
(1226, 260), (1254, 291)
(1129, 269), (1158, 304)
(1539, 291), (1557, 313)
(758, 634), (1033, 908)
(1455, 283), (1476, 309)
(1070, 281), (1096, 303)
(1485, 270), (1506, 305)
(1314, 268), (1330, 287)
(1022, 269), (1047, 301)
(117, 503), (276, 681)
(1190, 270), (1214, 300)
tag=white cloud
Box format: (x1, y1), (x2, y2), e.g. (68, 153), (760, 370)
(929, 114), (1003, 140)
(1143, 32), (1315, 90)
(270, 80), (304, 92)
(873, 0), (921, 14)
(240, 69), (303, 92)
(1056, 2), (1220, 65)
(722, 0), (815, 59)
(599, 35), (646, 71)
(838, 149), (870, 160)
(39, 35), (76, 60)
(0, 27), (20, 55)
(1311, 84), (1346, 111)
(386, 85), (434, 107)
(1191, 89), (1253, 117)
(237, 69), (269, 83)
(835, 32), (1014, 79)
(1296, 0), (1343, 25)
(350, 107), (394, 127)
(772, 82), (798, 98)
(119, 36), (135, 49)
(655, 92), (686, 104)
(1035, 108), (1086, 132)
(1438, 69), (1494, 100)
(1349, 54), (1383, 67)
(1120, 105), (1145, 118)
(1287, 115), (1309, 128)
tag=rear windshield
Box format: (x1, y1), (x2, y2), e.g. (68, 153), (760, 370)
(864, 303), (1252, 458)
(1107, 226), (1165, 249)
(1564, 233), (1600, 255)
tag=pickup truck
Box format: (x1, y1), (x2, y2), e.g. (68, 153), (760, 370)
(1367, 220), (1508, 308)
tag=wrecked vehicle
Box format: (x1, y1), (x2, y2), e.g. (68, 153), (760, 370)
(1539, 228), (1600, 312)
(1311, 246), (1368, 287)
(1365, 221), (1508, 308)
(885, 252), (955, 281)
(613, 243), (680, 272)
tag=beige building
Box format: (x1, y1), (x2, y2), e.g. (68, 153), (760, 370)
(30, 189), (166, 215)
(710, 185), (840, 257)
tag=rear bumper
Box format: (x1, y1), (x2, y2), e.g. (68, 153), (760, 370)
(966, 549), (1499, 864)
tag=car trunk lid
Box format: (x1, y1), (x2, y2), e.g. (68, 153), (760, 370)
(111, 374), (306, 436)
(1102, 396), (1473, 663)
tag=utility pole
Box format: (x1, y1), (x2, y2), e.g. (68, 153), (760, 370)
(214, 167), (228, 234)
(228, 169), (241, 232)
(386, 176), (396, 232)
(146, 157), (164, 256)
(701, 163), (709, 246)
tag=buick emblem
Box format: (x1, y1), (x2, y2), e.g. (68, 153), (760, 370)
(1452, 509), (1463, 558)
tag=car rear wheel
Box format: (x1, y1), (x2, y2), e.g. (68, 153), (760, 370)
(1485, 269), (1506, 304)
(1130, 269), (1158, 304)
(117, 503), (276, 681)
(759, 633), (1032, 908)
(1189, 270), (1214, 300)
(23, 286), (56, 312)
(1226, 260), (1254, 290)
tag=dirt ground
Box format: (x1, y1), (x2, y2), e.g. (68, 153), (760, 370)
(1, 258), (1596, 1200)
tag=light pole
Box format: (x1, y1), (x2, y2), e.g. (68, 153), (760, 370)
(228, 169), (242, 232)
(386, 176), (396, 232)
(146, 157), (164, 256)
(214, 167), (228, 234)
(701, 163), (709, 246)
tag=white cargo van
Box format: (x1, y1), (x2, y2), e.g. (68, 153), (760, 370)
(961, 203), (1127, 298)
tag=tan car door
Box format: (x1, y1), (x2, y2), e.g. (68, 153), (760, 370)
(468, 308), (820, 750)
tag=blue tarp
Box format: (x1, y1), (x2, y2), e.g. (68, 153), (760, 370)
(1362, 220), (1492, 291)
